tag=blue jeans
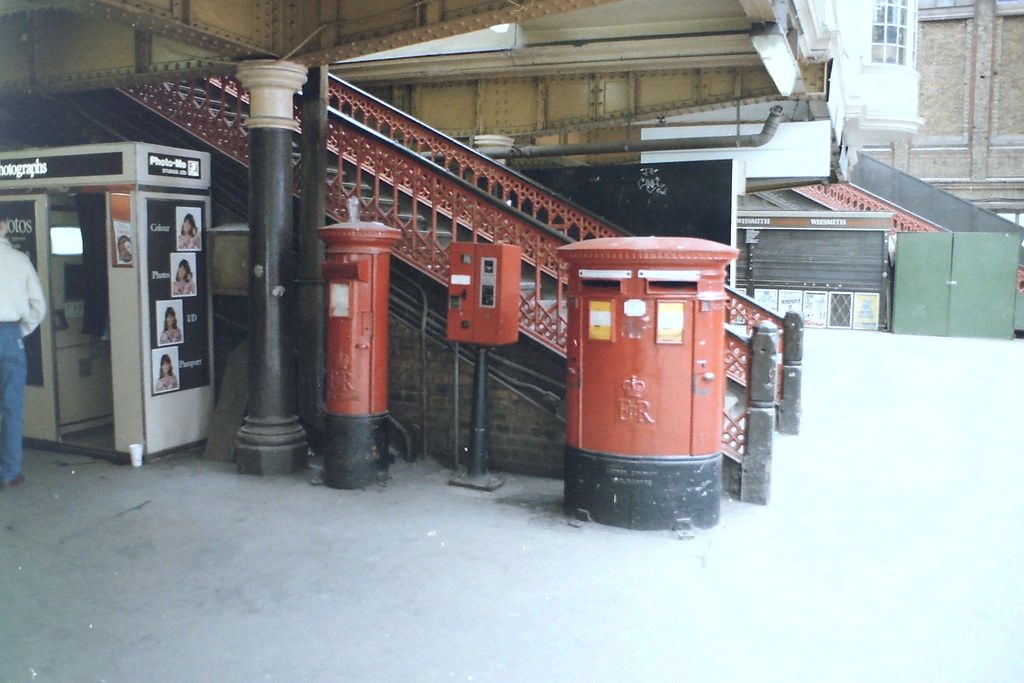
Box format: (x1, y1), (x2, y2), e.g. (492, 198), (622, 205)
(0, 322), (27, 484)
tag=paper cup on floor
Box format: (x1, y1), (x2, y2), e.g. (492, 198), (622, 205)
(129, 443), (144, 467)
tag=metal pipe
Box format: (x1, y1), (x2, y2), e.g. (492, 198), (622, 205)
(453, 341), (461, 470)
(467, 346), (490, 478)
(505, 104), (785, 159)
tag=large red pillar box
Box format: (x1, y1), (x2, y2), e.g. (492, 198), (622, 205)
(557, 237), (738, 529)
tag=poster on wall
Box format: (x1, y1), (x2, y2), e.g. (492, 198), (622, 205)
(803, 291), (828, 328)
(852, 292), (880, 330)
(778, 289), (804, 315)
(754, 288), (779, 313)
(146, 198), (209, 395)
(0, 200), (43, 386)
(112, 219), (134, 267)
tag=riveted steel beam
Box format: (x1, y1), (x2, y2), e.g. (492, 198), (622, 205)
(57, 0), (625, 66)
(295, 0), (626, 66)
(365, 66), (783, 138)
(0, 8), (230, 93)
(0, 0), (623, 93)
(68, 0), (272, 57)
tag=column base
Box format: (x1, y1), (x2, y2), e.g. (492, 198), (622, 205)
(323, 412), (389, 489)
(564, 447), (721, 530)
(235, 416), (308, 476)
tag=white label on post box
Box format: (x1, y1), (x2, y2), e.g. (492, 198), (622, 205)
(623, 299), (646, 317)
(638, 269), (701, 281)
(330, 282), (350, 317)
(451, 274), (471, 285)
(579, 269), (631, 280)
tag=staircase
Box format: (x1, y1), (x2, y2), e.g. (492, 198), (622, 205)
(120, 75), (787, 465)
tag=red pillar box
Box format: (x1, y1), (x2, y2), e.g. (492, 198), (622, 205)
(557, 237), (739, 529)
(319, 220), (402, 488)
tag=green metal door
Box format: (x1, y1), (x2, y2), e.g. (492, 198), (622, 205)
(1016, 278), (1024, 333)
(892, 232), (953, 336)
(893, 232), (1018, 338)
(948, 233), (1018, 338)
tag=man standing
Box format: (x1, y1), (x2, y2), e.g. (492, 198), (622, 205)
(0, 217), (46, 490)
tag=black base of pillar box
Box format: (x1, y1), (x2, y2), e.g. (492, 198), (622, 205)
(323, 412), (389, 489)
(235, 417), (308, 476)
(563, 447), (722, 530)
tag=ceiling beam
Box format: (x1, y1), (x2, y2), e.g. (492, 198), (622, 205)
(358, 66), (787, 139)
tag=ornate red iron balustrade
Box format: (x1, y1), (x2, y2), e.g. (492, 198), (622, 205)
(122, 76), (780, 459)
(327, 79), (624, 244)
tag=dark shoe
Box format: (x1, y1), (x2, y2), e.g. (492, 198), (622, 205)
(7, 472), (24, 487)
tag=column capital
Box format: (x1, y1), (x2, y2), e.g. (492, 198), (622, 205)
(236, 59), (307, 130)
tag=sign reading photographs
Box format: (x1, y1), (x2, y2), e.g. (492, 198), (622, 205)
(0, 200), (43, 386)
(146, 198), (209, 395)
(0, 152), (122, 182)
(147, 153), (202, 180)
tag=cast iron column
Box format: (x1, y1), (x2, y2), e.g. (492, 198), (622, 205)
(234, 60), (309, 475)
(297, 66), (329, 445)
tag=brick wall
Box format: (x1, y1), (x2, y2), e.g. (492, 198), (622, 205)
(993, 16), (1024, 138)
(386, 315), (566, 479)
(917, 19), (969, 139)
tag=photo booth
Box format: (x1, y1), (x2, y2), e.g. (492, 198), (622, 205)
(0, 143), (213, 458)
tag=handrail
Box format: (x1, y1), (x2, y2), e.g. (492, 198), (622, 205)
(326, 77), (626, 244)
(725, 285), (785, 337)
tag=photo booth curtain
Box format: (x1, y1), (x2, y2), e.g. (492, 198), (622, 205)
(75, 193), (109, 337)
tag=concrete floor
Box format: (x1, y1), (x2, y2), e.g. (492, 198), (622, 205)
(1, 329), (1022, 682)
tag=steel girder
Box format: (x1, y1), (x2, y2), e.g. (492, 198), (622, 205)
(0, 0), (623, 93)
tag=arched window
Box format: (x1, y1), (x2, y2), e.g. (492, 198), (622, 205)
(872, 0), (912, 64)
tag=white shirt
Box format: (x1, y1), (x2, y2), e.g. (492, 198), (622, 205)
(0, 237), (47, 336)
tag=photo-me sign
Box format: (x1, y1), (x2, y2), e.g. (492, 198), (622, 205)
(147, 152), (202, 180)
(0, 152), (122, 182)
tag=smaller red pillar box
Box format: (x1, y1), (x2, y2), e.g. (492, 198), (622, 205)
(319, 219), (402, 488)
(557, 236), (738, 529)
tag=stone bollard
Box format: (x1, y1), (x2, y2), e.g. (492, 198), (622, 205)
(777, 311), (804, 435)
(742, 321), (779, 505)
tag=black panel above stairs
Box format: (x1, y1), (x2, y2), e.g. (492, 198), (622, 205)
(523, 160), (735, 244)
